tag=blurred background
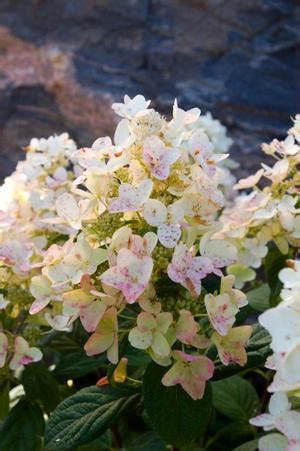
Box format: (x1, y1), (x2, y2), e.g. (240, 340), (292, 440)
(0, 0), (299, 181)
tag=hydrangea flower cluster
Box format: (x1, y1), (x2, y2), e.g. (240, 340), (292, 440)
(0, 133), (81, 371)
(0, 95), (250, 399)
(250, 260), (300, 450)
(217, 116), (300, 287)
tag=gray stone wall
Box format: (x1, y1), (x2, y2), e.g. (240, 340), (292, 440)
(0, 0), (299, 180)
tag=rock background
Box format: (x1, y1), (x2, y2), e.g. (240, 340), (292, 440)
(0, 0), (299, 180)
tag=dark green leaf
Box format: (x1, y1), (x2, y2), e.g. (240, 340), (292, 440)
(246, 284), (270, 312)
(264, 246), (290, 306)
(143, 363), (212, 448)
(0, 380), (9, 420)
(75, 431), (112, 450)
(212, 375), (259, 421)
(52, 352), (106, 378)
(45, 385), (139, 450)
(234, 439), (259, 450)
(0, 399), (44, 451)
(21, 363), (60, 413)
(125, 431), (167, 451)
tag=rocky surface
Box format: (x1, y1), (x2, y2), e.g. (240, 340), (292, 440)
(0, 0), (299, 180)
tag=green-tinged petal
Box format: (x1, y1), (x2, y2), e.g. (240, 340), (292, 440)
(151, 331), (171, 357)
(156, 312), (173, 333)
(137, 312), (156, 331)
(128, 328), (153, 350)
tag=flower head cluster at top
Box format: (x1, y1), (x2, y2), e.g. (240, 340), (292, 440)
(0, 95), (251, 398)
(217, 115), (300, 288)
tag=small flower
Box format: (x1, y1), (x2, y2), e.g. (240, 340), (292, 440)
(175, 310), (210, 348)
(188, 130), (228, 176)
(251, 393), (300, 451)
(199, 234), (237, 276)
(167, 243), (210, 297)
(172, 99), (201, 126)
(109, 179), (153, 213)
(9, 337), (42, 371)
(162, 350), (214, 400)
(29, 275), (55, 314)
(63, 287), (115, 332)
(43, 237), (107, 286)
(112, 95), (151, 119)
(84, 307), (118, 364)
(0, 333), (8, 368)
(129, 311), (173, 357)
(205, 275), (247, 335)
(101, 248), (153, 303)
(212, 325), (252, 366)
(142, 136), (180, 180)
(143, 199), (184, 248)
(234, 169), (264, 190)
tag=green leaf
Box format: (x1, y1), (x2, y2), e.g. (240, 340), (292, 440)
(0, 380), (9, 420)
(75, 431), (112, 450)
(246, 284), (270, 312)
(264, 246), (290, 306)
(52, 352), (106, 379)
(0, 399), (44, 451)
(234, 439), (259, 450)
(21, 363), (60, 413)
(125, 431), (167, 451)
(143, 362), (212, 448)
(45, 385), (139, 450)
(212, 375), (259, 421)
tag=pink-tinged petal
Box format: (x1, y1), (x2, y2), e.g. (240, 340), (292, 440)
(107, 335), (119, 364)
(14, 336), (29, 354)
(162, 351), (214, 400)
(80, 301), (107, 332)
(84, 307), (117, 356)
(109, 180), (153, 212)
(176, 310), (199, 344)
(80, 274), (95, 292)
(0, 333), (8, 368)
(157, 224), (181, 248)
(151, 163), (170, 181)
(205, 293), (238, 336)
(102, 249), (153, 303)
(63, 289), (93, 309)
(181, 377), (206, 401)
(29, 297), (51, 315)
(162, 361), (187, 387)
(190, 355), (215, 381)
(84, 331), (114, 356)
(212, 326), (252, 366)
(100, 266), (127, 292)
(143, 136), (180, 181)
(128, 328), (153, 350)
(9, 337), (42, 370)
